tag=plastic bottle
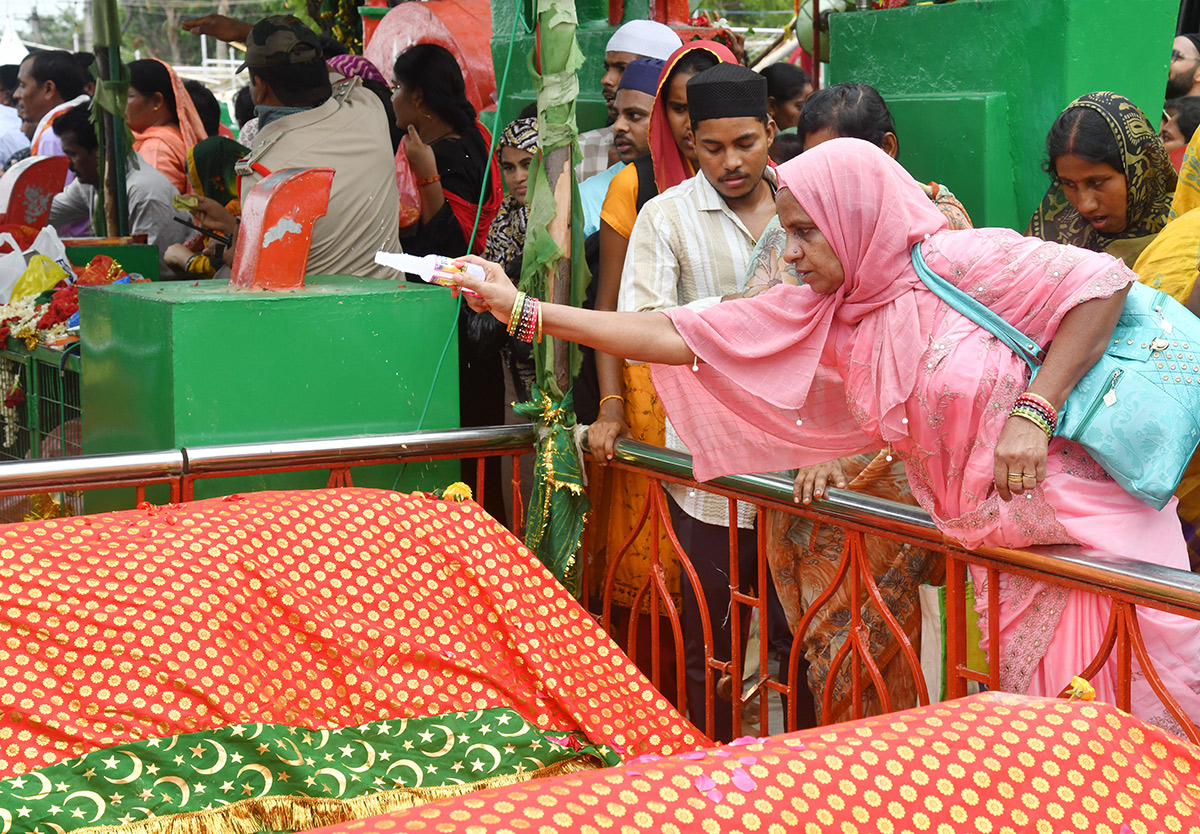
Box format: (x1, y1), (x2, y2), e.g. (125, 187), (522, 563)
(374, 251), (484, 295)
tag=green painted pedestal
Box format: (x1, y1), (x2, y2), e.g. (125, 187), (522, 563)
(830, 0), (1176, 231)
(80, 276), (461, 506)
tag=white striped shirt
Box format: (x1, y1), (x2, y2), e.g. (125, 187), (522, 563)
(617, 168), (776, 528)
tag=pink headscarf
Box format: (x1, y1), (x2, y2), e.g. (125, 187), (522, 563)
(651, 138), (1133, 482)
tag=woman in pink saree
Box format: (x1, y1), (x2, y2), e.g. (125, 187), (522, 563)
(451, 138), (1200, 735)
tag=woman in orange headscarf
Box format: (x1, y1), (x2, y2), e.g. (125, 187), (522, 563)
(125, 58), (206, 193)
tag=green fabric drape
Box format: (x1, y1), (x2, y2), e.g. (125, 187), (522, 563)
(516, 0), (590, 597)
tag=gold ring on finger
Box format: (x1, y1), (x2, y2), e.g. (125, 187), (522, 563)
(1007, 474), (1024, 483)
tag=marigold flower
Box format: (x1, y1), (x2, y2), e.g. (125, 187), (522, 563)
(442, 482), (473, 502)
(1066, 676), (1095, 701)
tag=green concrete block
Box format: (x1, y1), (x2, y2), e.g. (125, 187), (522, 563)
(886, 93), (1017, 231)
(80, 276), (461, 506)
(830, 0), (1176, 230)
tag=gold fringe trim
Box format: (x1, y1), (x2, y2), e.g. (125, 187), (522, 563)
(74, 756), (604, 834)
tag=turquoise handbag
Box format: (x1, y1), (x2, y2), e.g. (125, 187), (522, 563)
(911, 243), (1200, 511)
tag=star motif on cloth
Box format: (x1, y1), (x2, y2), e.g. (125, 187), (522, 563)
(146, 765), (159, 776)
(99, 756), (117, 769)
(287, 727), (298, 736)
(48, 805), (63, 815)
(301, 732), (313, 745)
(54, 782), (69, 792)
(377, 722), (391, 735)
(373, 777), (385, 787)
(401, 740), (414, 751)
(417, 730), (434, 744)
(241, 784), (253, 796)
(147, 739), (162, 748)
(190, 744), (206, 758)
(530, 740), (542, 751)
(304, 776), (317, 787)
(425, 764), (437, 774)
(479, 724), (491, 735)
(230, 726), (247, 738)
(194, 783), (206, 794)
(515, 764), (526, 774)
(470, 759), (485, 773)
(305, 757), (315, 767)
(230, 753), (243, 764)
(9, 777), (25, 789)
(496, 714), (511, 725)
(160, 792), (174, 804)
(15, 807), (31, 818)
(256, 744), (271, 755)
(70, 808), (85, 819)
(81, 768), (96, 780)
(109, 793), (122, 803)
(324, 753), (334, 762)
(219, 781), (234, 794)
(450, 761), (464, 773)
(138, 789), (154, 800)
(338, 744), (355, 758)
(118, 815), (134, 825)
(173, 755), (185, 766)
(503, 745), (516, 754)
(459, 733), (470, 745)
(277, 772), (291, 782)
(275, 739), (288, 750)
(379, 750), (392, 761)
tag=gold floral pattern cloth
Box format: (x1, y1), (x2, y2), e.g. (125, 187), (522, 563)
(0, 489), (704, 779)
(318, 692), (1200, 834)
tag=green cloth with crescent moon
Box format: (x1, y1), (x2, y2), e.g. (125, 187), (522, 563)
(0, 710), (617, 834)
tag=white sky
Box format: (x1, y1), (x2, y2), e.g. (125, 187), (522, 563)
(0, 0), (79, 36)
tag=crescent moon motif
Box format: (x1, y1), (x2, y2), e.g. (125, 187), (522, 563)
(465, 743), (503, 772)
(344, 740), (377, 774)
(245, 723), (265, 740)
(314, 730), (331, 750)
(153, 776), (191, 808)
(522, 756), (547, 772)
(193, 740), (228, 776)
(426, 725), (456, 758)
(64, 790), (107, 823)
(161, 735), (180, 751)
(0, 806), (12, 834)
(106, 750), (144, 785)
(13, 771), (52, 799)
(237, 764), (274, 798)
(275, 738), (304, 767)
(313, 767), (348, 797)
(384, 759), (424, 787)
(44, 823), (66, 834)
(495, 719), (531, 739)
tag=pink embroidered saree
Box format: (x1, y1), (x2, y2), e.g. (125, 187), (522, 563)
(651, 138), (1200, 733)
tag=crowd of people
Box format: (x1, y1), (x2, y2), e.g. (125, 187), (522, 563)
(8, 10), (1200, 740)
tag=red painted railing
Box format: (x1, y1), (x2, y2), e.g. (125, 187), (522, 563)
(1, 426), (1197, 744)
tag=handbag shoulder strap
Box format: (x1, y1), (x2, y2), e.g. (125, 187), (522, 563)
(909, 242), (1045, 372)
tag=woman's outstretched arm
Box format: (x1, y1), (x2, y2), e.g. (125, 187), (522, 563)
(451, 255), (694, 366)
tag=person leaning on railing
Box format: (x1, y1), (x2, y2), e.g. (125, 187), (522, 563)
(447, 138), (1200, 737)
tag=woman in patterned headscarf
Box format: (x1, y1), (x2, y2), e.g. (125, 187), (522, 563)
(1029, 91), (1176, 267)
(481, 116), (537, 273)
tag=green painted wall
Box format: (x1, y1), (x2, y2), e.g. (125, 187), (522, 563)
(829, 0), (1176, 230)
(490, 0), (652, 130)
(80, 277), (461, 506)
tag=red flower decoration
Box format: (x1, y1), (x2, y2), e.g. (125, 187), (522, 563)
(4, 387), (24, 408)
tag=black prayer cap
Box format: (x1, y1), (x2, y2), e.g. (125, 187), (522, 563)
(686, 63), (768, 124)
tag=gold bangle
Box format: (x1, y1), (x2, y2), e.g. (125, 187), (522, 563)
(598, 394), (624, 409)
(416, 174), (441, 187)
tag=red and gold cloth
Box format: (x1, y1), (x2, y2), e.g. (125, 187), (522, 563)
(318, 692), (1200, 834)
(0, 489), (704, 777)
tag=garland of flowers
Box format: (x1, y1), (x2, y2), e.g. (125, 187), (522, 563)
(0, 357), (21, 448)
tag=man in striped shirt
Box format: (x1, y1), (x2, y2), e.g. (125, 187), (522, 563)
(615, 63), (790, 741)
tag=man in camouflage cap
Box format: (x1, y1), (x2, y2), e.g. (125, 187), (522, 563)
(236, 16), (323, 73)
(199, 14), (403, 279)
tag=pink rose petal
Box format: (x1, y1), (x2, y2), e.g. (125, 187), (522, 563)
(712, 750), (732, 757)
(738, 756), (757, 766)
(731, 767), (756, 791)
(705, 789), (723, 803)
(694, 774), (715, 793)
(679, 750), (708, 760)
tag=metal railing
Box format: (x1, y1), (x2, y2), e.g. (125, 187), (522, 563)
(0, 426), (1197, 743)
